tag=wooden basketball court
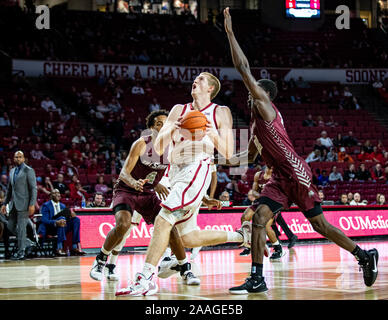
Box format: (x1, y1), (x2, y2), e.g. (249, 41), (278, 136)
(1, 240), (387, 300)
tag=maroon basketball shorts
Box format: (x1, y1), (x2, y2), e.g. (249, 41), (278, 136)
(111, 187), (161, 225)
(255, 175), (323, 218)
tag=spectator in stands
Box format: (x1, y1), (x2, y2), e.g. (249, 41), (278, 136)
(349, 192), (367, 206)
(333, 133), (345, 148)
(338, 147), (354, 163)
(52, 173), (70, 196)
(41, 96), (61, 114)
(0, 175), (8, 193)
(134, 117), (146, 132)
(81, 88), (92, 104)
(317, 170), (329, 186)
(302, 114), (316, 127)
(38, 189), (85, 256)
(347, 192), (354, 203)
(60, 159), (78, 178)
(357, 163), (372, 181)
(1, 158), (13, 175)
(318, 190), (325, 201)
(343, 86), (353, 97)
(357, 149), (373, 162)
(237, 174), (250, 196)
(326, 115), (338, 127)
(131, 82), (145, 95)
(44, 163), (58, 181)
(149, 98), (161, 112)
(72, 130), (87, 144)
(318, 131), (333, 149)
(371, 163), (386, 182)
(219, 191), (232, 207)
(216, 166), (231, 183)
(295, 76), (310, 88)
(320, 149), (328, 162)
(343, 131), (359, 147)
(108, 97), (122, 113)
(383, 152), (388, 167)
(42, 143), (55, 160)
(344, 163), (357, 181)
(30, 144), (48, 160)
(329, 166), (343, 182)
(105, 158), (120, 175)
(94, 175), (112, 195)
(377, 194), (386, 205)
(316, 115), (325, 127)
(0, 112), (11, 127)
(69, 175), (88, 204)
(371, 193), (381, 205)
(87, 192), (106, 208)
(370, 146), (385, 163)
(326, 147), (338, 162)
(335, 193), (349, 205)
(305, 149), (321, 164)
(31, 120), (43, 137)
(362, 140), (374, 154)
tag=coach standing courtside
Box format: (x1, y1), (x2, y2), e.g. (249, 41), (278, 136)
(1, 151), (37, 260)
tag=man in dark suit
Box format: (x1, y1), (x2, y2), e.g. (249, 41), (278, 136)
(38, 189), (85, 256)
(1, 151), (37, 260)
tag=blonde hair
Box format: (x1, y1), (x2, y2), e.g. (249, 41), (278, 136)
(201, 72), (221, 100)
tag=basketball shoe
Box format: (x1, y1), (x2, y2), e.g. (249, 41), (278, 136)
(180, 262), (200, 285)
(116, 273), (158, 296)
(158, 255), (180, 278)
(229, 275), (268, 294)
(90, 259), (106, 281)
(237, 221), (252, 248)
(358, 248), (379, 286)
(105, 263), (119, 281)
(239, 246), (269, 257)
(269, 245), (286, 261)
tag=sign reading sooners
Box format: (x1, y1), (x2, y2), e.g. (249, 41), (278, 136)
(77, 207), (388, 249)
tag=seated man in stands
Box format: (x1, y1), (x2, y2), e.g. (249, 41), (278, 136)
(371, 163), (386, 182)
(87, 192), (106, 208)
(38, 189), (85, 256)
(52, 173), (70, 197)
(335, 193), (349, 205)
(219, 191), (232, 207)
(328, 166), (343, 183)
(357, 163), (372, 181)
(344, 163), (357, 181)
(349, 192), (367, 206)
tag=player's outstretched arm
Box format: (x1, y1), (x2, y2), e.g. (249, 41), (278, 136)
(215, 136), (259, 166)
(154, 104), (184, 156)
(223, 7), (275, 121)
(119, 138), (149, 191)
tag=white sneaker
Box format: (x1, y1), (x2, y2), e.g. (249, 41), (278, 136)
(89, 259), (106, 281)
(115, 282), (135, 296)
(105, 263), (119, 281)
(126, 273), (158, 296)
(191, 247), (202, 261)
(237, 221), (252, 248)
(158, 256), (180, 279)
(182, 271), (200, 285)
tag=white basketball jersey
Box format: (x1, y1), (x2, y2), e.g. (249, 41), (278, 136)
(168, 102), (225, 165)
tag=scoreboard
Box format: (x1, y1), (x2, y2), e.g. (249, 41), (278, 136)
(285, 0), (321, 19)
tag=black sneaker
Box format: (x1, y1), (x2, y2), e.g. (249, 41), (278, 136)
(288, 235), (298, 249)
(239, 248), (251, 256)
(269, 247), (286, 261)
(359, 249), (379, 287)
(229, 275), (268, 294)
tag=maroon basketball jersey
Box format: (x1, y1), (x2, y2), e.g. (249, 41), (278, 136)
(116, 135), (168, 194)
(251, 103), (313, 189)
(255, 171), (270, 193)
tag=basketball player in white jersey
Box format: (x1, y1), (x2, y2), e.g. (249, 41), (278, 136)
(115, 72), (252, 296)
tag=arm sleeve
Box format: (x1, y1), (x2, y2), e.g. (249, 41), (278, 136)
(41, 204), (57, 226)
(27, 168), (38, 207)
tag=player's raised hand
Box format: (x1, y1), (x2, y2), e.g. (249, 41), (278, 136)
(223, 7), (233, 34)
(155, 183), (170, 201)
(135, 179), (149, 192)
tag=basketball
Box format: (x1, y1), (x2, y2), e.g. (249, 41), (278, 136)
(180, 110), (208, 133)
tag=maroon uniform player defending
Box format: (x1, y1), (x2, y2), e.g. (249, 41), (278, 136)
(223, 8), (378, 294)
(90, 110), (212, 285)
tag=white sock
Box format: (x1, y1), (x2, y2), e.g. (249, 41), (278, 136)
(142, 263), (156, 279)
(226, 231), (243, 243)
(273, 240), (280, 246)
(101, 246), (111, 256)
(178, 258), (188, 265)
(108, 253), (119, 265)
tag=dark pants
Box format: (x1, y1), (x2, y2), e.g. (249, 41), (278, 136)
(7, 208), (30, 254)
(271, 213), (295, 241)
(39, 216), (81, 249)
